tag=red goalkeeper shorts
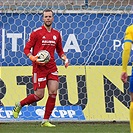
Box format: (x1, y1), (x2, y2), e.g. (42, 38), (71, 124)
(33, 71), (58, 91)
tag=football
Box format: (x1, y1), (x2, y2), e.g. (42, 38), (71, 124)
(36, 50), (50, 63)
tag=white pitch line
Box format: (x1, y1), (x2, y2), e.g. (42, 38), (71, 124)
(85, 17), (111, 65)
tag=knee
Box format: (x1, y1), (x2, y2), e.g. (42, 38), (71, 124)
(49, 94), (57, 98)
(49, 91), (57, 95)
(48, 89), (58, 95)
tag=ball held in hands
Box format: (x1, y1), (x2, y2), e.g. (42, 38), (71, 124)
(36, 50), (51, 64)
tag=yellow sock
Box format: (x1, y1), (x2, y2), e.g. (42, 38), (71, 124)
(130, 102), (133, 132)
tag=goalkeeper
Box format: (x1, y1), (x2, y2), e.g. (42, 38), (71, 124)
(12, 9), (69, 127)
(121, 24), (133, 133)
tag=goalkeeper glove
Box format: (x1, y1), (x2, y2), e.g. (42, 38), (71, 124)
(29, 55), (45, 66)
(61, 55), (69, 68)
(29, 55), (38, 62)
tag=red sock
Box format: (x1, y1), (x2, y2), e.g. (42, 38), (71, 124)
(20, 94), (41, 107)
(44, 94), (57, 119)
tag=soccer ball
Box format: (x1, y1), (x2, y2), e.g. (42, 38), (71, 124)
(36, 50), (50, 63)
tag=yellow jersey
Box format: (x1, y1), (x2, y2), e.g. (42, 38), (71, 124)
(122, 25), (133, 72)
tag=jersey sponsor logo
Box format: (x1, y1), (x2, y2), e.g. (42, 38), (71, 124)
(42, 40), (56, 44)
(42, 40), (56, 46)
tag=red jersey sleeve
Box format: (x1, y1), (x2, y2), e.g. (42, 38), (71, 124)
(24, 31), (37, 56)
(56, 33), (64, 57)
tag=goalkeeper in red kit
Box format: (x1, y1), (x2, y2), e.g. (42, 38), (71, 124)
(12, 9), (69, 127)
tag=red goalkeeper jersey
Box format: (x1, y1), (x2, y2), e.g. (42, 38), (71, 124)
(24, 26), (64, 73)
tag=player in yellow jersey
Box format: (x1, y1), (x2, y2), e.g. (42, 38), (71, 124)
(121, 24), (133, 133)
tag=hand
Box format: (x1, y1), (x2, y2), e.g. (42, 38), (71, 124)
(29, 55), (45, 66)
(64, 58), (69, 68)
(29, 55), (38, 62)
(61, 55), (69, 68)
(121, 72), (128, 83)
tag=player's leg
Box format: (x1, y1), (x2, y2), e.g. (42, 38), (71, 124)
(13, 89), (44, 118)
(129, 69), (133, 133)
(41, 72), (58, 127)
(13, 72), (46, 118)
(130, 93), (133, 133)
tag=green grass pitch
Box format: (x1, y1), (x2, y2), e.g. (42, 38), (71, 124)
(0, 122), (130, 133)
